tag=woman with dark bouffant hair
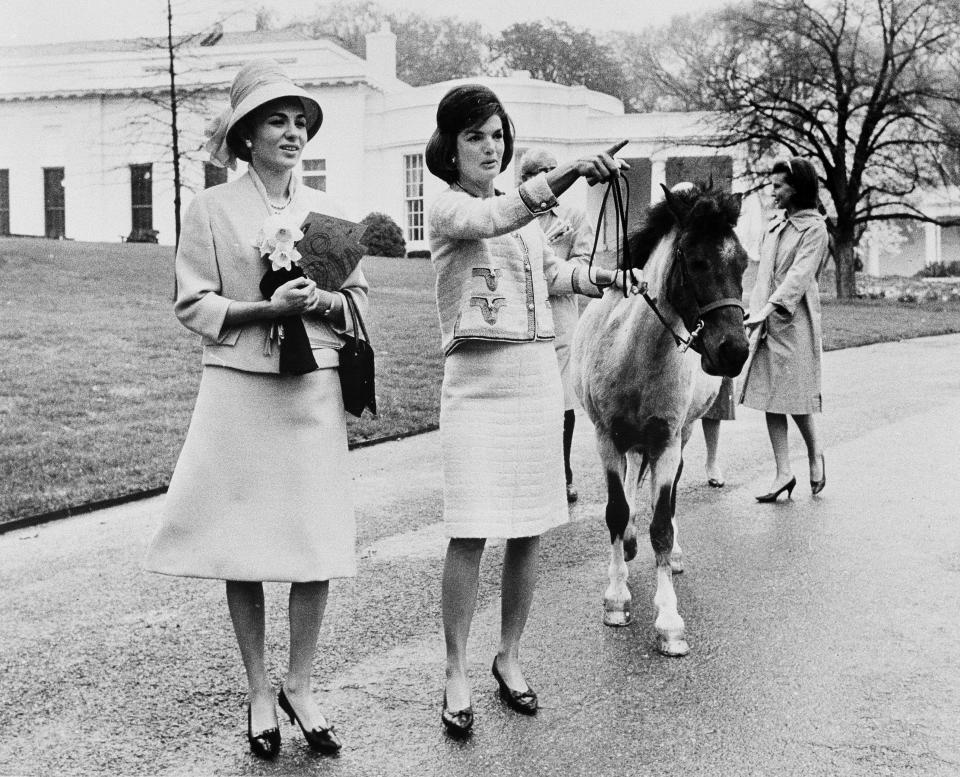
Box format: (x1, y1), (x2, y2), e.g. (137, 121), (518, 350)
(741, 156), (829, 502)
(425, 83), (637, 736)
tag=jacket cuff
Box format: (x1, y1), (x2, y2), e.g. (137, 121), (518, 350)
(572, 266), (603, 298)
(518, 173), (558, 215)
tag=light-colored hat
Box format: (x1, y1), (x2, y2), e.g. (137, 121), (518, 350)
(205, 59), (323, 170)
(519, 147), (558, 180)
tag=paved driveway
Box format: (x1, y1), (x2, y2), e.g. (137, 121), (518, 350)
(1, 335), (959, 776)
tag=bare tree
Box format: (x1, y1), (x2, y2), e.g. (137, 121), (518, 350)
(125, 1), (227, 247)
(294, 0), (492, 86)
(641, 0), (960, 297)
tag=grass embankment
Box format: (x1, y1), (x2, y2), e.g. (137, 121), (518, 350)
(0, 238), (441, 522)
(2, 236), (960, 524)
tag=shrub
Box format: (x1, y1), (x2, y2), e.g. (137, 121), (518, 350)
(914, 260), (960, 278)
(359, 212), (406, 257)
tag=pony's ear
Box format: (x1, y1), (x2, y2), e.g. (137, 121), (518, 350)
(729, 192), (743, 223)
(661, 183), (683, 222)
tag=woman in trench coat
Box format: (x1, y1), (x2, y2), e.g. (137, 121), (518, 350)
(741, 157), (828, 501)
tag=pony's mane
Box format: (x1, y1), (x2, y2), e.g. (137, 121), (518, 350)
(627, 184), (742, 269)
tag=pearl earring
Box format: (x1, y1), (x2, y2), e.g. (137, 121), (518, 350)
(245, 139), (253, 148)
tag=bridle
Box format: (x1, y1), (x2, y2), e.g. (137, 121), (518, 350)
(588, 177), (744, 354)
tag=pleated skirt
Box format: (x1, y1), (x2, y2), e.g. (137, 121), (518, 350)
(143, 365), (356, 582)
(440, 340), (569, 539)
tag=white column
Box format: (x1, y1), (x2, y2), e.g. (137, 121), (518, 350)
(924, 222), (942, 266)
(650, 155), (667, 203)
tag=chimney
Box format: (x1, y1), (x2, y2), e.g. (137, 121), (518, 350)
(365, 22), (397, 83)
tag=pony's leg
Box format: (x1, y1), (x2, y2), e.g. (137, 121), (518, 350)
(598, 434), (631, 627)
(621, 449), (647, 564)
(649, 445), (689, 656)
(669, 456), (684, 574)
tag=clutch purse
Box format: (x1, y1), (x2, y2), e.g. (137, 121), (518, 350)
(338, 288), (377, 418)
(297, 212), (368, 291)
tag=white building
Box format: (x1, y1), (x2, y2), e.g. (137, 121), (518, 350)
(0, 28), (756, 255)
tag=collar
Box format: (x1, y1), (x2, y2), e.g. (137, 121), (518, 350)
(248, 166), (299, 215)
(767, 208), (824, 232)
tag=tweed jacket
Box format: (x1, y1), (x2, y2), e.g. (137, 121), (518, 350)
(428, 173), (600, 355)
(175, 170), (369, 373)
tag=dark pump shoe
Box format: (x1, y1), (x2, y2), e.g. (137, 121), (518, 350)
(441, 692), (474, 737)
(755, 476), (797, 503)
(247, 705), (281, 760)
(278, 688), (342, 755)
(492, 658), (538, 715)
(811, 454), (826, 495)
(566, 483), (578, 503)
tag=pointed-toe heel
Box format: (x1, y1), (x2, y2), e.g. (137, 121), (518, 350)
(278, 688), (341, 755)
(811, 454), (826, 495)
(247, 705), (281, 760)
(491, 658), (538, 715)
(441, 692), (474, 737)
(755, 476), (797, 503)
(707, 477), (725, 488)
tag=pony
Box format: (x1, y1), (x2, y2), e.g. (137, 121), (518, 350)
(572, 182), (750, 656)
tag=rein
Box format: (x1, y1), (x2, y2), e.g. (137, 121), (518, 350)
(587, 177), (744, 354)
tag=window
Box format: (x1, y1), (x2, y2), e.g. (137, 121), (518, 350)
(130, 164), (153, 232)
(43, 167), (65, 239)
(303, 159), (326, 191)
(0, 170), (8, 236)
(204, 162), (227, 189)
(404, 154), (424, 242)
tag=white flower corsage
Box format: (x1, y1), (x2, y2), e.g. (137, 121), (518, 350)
(254, 213), (304, 271)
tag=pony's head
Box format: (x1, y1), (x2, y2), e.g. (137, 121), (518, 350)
(659, 183), (750, 377)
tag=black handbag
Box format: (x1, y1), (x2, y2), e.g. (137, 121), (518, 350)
(338, 289), (377, 418)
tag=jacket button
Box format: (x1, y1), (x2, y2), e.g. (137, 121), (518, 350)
(539, 202), (547, 209)
(527, 303), (535, 310)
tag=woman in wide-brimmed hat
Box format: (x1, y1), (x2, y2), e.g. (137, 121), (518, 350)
(145, 59), (368, 760)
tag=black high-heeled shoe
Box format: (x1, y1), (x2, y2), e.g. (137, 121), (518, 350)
(441, 692), (474, 737)
(247, 705), (281, 760)
(492, 658), (538, 715)
(811, 454), (826, 495)
(278, 688), (342, 755)
(755, 476), (797, 503)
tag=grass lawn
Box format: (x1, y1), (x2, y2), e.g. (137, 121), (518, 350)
(2, 235), (959, 524)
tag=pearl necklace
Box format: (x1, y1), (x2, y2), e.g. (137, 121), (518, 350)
(268, 194), (292, 212)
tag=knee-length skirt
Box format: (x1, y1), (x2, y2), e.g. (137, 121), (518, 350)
(143, 365), (356, 582)
(440, 340), (569, 539)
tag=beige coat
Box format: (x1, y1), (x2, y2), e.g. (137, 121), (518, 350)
(740, 209), (829, 414)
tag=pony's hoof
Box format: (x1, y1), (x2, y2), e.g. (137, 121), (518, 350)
(603, 608), (632, 627)
(657, 635), (690, 657)
(669, 556), (684, 574)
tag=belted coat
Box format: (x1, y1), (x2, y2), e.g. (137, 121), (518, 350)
(740, 208), (829, 414)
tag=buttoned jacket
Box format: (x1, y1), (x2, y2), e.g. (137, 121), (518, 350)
(175, 170), (369, 373)
(428, 174), (598, 355)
